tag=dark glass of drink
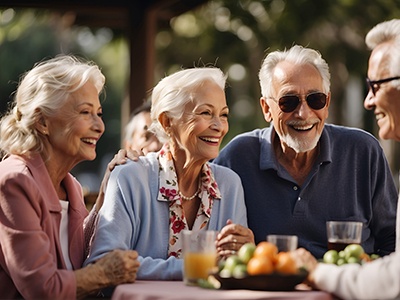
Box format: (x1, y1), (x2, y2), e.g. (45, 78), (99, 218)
(326, 221), (362, 251)
(328, 240), (360, 252)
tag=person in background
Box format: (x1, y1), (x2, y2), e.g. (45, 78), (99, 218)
(0, 55), (140, 299)
(85, 67), (254, 280)
(213, 45), (397, 259)
(292, 19), (400, 300)
(123, 100), (162, 154)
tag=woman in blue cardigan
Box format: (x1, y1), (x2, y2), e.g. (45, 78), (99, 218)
(85, 67), (254, 280)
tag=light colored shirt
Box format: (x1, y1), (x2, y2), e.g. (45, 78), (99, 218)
(85, 150), (248, 280)
(311, 190), (400, 300)
(59, 200), (73, 270)
(157, 145), (221, 258)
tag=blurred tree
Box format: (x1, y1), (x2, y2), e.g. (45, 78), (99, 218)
(0, 10), (58, 113)
(2, 1), (400, 188)
(0, 8), (128, 192)
(154, 0), (400, 174)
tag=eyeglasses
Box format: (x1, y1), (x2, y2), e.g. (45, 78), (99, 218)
(366, 76), (400, 96)
(270, 92), (327, 113)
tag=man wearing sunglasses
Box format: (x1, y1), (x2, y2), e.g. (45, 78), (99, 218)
(214, 45), (397, 259)
(292, 19), (400, 300)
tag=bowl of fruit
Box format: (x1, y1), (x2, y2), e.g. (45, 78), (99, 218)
(200, 241), (308, 291)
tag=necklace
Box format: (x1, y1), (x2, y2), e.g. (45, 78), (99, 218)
(179, 190), (200, 201)
(179, 182), (202, 201)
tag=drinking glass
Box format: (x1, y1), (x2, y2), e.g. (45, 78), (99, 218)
(182, 230), (217, 285)
(266, 234), (298, 252)
(326, 221), (363, 251)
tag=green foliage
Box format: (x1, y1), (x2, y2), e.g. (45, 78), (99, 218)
(154, 0), (400, 171)
(0, 8), (126, 191)
(2, 1), (400, 189)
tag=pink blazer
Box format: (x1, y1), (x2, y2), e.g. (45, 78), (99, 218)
(0, 154), (89, 299)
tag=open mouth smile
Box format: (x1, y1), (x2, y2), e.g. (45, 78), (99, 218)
(81, 138), (98, 145)
(290, 124), (315, 131)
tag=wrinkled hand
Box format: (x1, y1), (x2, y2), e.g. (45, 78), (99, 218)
(96, 249), (140, 285)
(290, 248), (318, 272)
(216, 219), (255, 259)
(95, 149), (142, 212)
(75, 249), (140, 299)
(290, 248), (318, 287)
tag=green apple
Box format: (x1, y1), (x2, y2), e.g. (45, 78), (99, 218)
(224, 255), (242, 273)
(237, 243), (256, 264)
(323, 250), (339, 264)
(347, 256), (360, 264)
(232, 263), (248, 278)
(344, 244), (364, 260)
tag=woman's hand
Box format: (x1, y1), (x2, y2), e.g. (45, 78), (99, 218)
(216, 219), (255, 259)
(95, 149), (142, 212)
(75, 249), (140, 299)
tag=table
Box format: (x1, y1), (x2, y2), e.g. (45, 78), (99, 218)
(112, 281), (334, 300)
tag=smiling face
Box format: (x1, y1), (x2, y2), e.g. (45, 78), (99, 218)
(169, 80), (229, 163)
(260, 61), (330, 153)
(43, 81), (105, 168)
(364, 42), (400, 141)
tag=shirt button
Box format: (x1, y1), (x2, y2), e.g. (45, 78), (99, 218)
(293, 186), (298, 190)
(297, 197), (301, 201)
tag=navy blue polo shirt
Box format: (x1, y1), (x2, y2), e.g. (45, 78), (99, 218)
(214, 124), (397, 258)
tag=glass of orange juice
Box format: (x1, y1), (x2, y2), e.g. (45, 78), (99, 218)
(182, 230), (217, 286)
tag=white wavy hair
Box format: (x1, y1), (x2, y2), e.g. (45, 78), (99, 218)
(0, 55), (105, 157)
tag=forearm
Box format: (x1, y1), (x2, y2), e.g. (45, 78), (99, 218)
(313, 252), (400, 300)
(137, 256), (183, 280)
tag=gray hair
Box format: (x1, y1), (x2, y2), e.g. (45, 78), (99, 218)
(149, 67), (227, 143)
(258, 45), (331, 98)
(0, 55), (105, 157)
(366, 19), (400, 90)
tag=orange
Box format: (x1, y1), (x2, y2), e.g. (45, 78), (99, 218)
(247, 256), (274, 275)
(274, 252), (298, 274)
(253, 241), (278, 262)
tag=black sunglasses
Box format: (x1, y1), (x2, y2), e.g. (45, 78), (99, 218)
(366, 76), (400, 96)
(271, 92), (327, 113)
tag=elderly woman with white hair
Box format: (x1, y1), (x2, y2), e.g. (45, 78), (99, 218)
(85, 67), (254, 280)
(0, 55), (140, 299)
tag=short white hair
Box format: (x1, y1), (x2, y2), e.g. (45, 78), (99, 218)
(258, 45), (331, 98)
(149, 67), (227, 143)
(366, 19), (400, 90)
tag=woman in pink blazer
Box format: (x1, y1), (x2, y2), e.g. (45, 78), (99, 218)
(0, 55), (139, 299)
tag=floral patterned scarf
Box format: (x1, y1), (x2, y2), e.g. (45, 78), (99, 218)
(157, 144), (221, 258)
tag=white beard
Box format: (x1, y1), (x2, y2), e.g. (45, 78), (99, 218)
(271, 120), (322, 153)
(281, 131), (320, 153)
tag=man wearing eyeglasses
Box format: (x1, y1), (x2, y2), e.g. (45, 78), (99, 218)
(214, 44), (397, 259)
(291, 19), (400, 300)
